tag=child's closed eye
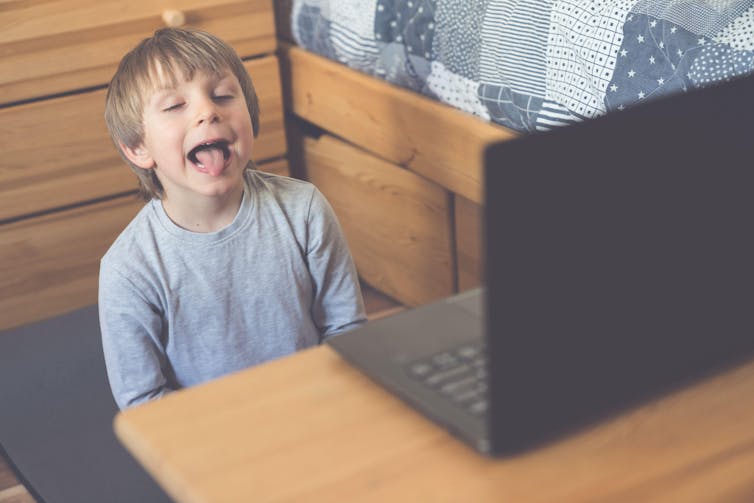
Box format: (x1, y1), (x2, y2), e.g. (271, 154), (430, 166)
(162, 102), (184, 112)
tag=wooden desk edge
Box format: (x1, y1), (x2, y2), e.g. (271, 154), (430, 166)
(114, 346), (754, 503)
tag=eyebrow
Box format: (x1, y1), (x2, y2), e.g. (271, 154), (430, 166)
(211, 72), (236, 85)
(150, 87), (177, 100)
(146, 70), (238, 104)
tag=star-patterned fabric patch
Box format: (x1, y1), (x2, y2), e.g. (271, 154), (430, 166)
(605, 8), (754, 112)
(605, 14), (703, 111)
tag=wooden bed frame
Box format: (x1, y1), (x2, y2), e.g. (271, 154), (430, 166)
(277, 40), (518, 306)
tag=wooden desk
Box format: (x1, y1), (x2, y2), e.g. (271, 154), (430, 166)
(115, 346), (754, 503)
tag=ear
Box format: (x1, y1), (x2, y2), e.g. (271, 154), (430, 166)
(120, 142), (155, 170)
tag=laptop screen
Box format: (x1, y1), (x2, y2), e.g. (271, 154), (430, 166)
(484, 74), (754, 454)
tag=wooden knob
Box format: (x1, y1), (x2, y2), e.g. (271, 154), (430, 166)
(162, 9), (186, 27)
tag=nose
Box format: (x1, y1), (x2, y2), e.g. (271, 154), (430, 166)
(195, 96), (220, 125)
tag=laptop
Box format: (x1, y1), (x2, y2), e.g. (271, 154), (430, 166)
(328, 73), (754, 456)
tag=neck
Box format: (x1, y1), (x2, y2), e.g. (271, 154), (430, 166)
(161, 184), (245, 233)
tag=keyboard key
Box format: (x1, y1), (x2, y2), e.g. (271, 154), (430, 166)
(468, 399), (489, 416)
(408, 362), (433, 377)
(404, 342), (490, 418)
(457, 344), (481, 360)
(439, 375), (479, 396)
(425, 364), (472, 387)
(431, 352), (459, 369)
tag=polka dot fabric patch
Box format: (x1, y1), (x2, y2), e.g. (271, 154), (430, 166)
(689, 44), (754, 87)
(714, 4), (754, 51)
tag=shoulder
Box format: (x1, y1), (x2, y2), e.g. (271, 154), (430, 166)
(246, 170), (316, 198)
(100, 200), (160, 273)
(245, 170), (323, 216)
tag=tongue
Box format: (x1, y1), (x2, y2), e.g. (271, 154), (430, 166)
(195, 147), (226, 176)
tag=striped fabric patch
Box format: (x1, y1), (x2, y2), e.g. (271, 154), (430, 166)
(329, 0), (379, 71)
(330, 22), (379, 69)
(535, 100), (583, 131)
(479, 0), (555, 98)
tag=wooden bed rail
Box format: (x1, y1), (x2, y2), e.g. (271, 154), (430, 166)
(279, 44), (517, 205)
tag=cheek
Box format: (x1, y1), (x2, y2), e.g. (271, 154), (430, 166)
(238, 114), (255, 150)
(242, 110), (255, 138)
(149, 120), (181, 143)
(144, 129), (185, 163)
(142, 117), (167, 147)
(238, 131), (254, 161)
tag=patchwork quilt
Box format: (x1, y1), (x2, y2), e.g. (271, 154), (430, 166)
(291, 0), (754, 133)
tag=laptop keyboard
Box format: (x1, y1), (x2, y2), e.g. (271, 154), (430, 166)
(405, 341), (489, 416)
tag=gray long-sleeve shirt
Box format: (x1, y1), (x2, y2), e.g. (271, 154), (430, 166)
(99, 170), (366, 409)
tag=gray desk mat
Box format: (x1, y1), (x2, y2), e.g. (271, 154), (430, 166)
(0, 306), (171, 503)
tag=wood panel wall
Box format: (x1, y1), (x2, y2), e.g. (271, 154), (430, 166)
(0, 0), (287, 332)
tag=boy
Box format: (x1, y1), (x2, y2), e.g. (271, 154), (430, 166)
(100, 28), (366, 409)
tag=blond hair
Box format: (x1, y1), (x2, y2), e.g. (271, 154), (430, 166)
(105, 28), (260, 200)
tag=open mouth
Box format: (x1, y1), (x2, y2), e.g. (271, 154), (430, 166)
(187, 140), (231, 175)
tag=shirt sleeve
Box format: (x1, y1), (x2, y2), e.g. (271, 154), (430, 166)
(304, 187), (368, 340)
(98, 261), (174, 409)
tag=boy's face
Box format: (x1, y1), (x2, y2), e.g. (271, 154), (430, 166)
(123, 64), (254, 202)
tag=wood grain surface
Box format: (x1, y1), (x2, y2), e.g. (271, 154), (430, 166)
(0, 0), (277, 105)
(280, 44), (517, 204)
(116, 345), (754, 503)
(455, 194), (483, 292)
(303, 134), (455, 306)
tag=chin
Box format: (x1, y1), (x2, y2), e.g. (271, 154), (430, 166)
(199, 176), (244, 198)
